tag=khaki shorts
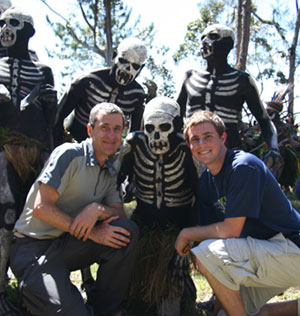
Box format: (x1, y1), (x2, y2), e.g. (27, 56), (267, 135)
(192, 233), (300, 315)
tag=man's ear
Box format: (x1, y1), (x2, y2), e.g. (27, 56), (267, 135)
(87, 123), (92, 137)
(185, 138), (191, 149)
(221, 132), (227, 144)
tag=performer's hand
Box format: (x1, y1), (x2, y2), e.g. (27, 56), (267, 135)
(263, 148), (283, 172)
(39, 84), (57, 127)
(88, 216), (131, 248)
(0, 84), (10, 102)
(39, 84), (57, 104)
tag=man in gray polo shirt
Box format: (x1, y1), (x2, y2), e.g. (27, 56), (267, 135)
(10, 103), (139, 316)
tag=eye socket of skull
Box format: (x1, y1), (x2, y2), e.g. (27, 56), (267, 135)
(118, 57), (141, 71)
(159, 123), (171, 132)
(145, 124), (154, 133)
(9, 18), (20, 27)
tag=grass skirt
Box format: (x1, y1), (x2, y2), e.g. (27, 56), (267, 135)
(127, 218), (197, 315)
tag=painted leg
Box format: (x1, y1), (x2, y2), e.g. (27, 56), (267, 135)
(0, 228), (12, 294)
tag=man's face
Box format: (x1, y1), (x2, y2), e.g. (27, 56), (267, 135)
(88, 112), (123, 162)
(187, 122), (226, 173)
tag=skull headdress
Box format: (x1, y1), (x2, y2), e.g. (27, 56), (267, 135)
(201, 24), (234, 59)
(0, 0), (11, 15)
(113, 37), (147, 86)
(0, 6), (34, 48)
(143, 96), (180, 155)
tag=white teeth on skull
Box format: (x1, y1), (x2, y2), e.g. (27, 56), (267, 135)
(1, 31), (14, 43)
(150, 141), (167, 150)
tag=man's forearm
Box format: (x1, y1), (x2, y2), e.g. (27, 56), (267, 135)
(33, 201), (73, 233)
(97, 202), (126, 219)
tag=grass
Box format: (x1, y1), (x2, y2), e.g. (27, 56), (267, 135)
(6, 192), (300, 314)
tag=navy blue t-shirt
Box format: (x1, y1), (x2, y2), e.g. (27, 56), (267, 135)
(197, 149), (300, 247)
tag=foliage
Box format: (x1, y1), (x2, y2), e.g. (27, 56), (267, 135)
(173, 0), (236, 64)
(42, 0), (175, 96)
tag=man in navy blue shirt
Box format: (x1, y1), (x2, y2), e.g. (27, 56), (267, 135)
(175, 110), (300, 316)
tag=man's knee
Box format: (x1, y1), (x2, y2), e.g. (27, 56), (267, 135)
(111, 218), (139, 242)
(192, 239), (224, 273)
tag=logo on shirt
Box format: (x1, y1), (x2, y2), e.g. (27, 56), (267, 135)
(214, 196), (226, 215)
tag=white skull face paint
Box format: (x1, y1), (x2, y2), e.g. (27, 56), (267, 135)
(143, 97), (180, 154)
(114, 38), (147, 86)
(200, 24), (234, 58)
(0, 0), (11, 15)
(0, 7), (34, 47)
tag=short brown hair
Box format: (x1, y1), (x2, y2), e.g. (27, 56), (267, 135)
(184, 110), (226, 143)
(89, 102), (125, 128)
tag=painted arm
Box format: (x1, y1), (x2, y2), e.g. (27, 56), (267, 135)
(244, 76), (282, 170)
(53, 79), (82, 146)
(245, 76), (279, 151)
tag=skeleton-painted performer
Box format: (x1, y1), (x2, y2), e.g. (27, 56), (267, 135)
(177, 23), (282, 171)
(0, 0), (38, 61)
(0, 7), (57, 313)
(0, 0), (11, 57)
(54, 37), (147, 146)
(116, 96), (199, 316)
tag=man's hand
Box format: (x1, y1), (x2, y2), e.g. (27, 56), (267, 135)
(88, 216), (131, 248)
(69, 202), (100, 241)
(175, 228), (192, 257)
(263, 148), (283, 172)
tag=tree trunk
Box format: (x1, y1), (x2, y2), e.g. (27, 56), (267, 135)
(287, 3), (300, 120)
(104, 0), (113, 66)
(235, 0), (251, 71)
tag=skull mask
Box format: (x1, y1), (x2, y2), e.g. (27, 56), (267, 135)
(143, 96), (180, 155)
(113, 38), (147, 86)
(200, 24), (234, 59)
(0, 7), (34, 47)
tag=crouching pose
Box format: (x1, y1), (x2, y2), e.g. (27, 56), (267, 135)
(0, 7), (57, 314)
(176, 110), (300, 316)
(116, 97), (199, 316)
(10, 103), (139, 316)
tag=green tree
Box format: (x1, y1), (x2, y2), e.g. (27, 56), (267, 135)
(40, 0), (175, 96)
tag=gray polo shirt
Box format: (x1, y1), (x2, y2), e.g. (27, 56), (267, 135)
(14, 138), (122, 239)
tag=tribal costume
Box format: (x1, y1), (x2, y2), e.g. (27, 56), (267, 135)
(117, 97), (199, 316)
(0, 7), (57, 311)
(177, 24), (281, 169)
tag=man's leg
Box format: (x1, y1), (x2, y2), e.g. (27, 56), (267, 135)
(257, 299), (298, 316)
(63, 218), (139, 316)
(196, 258), (247, 316)
(92, 218), (139, 316)
(10, 237), (93, 316)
